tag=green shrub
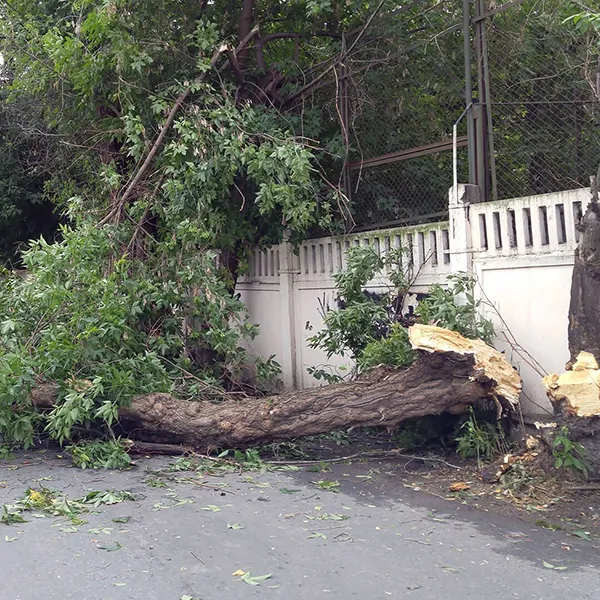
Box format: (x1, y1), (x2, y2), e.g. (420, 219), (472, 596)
(416, 273), (494, 344)
(358, 324), (414, 370)
(552, 427), (590, 479)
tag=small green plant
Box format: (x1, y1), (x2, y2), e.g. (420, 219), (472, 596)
(217, 448), (266, 470)
(307, 461), (331, 473)
(254, 355), (282, 384)
(358, 324), (414, 370)
(261, 441), (308, 460)
(552, 427), (590, 479)
(67, 439), (132, 470)
(316, 429), (351, 446)
(416, 273), (494, 344)
(306, 365), (344, 384)
(233, 448), (264, 468)
(455, 408), (507, 464)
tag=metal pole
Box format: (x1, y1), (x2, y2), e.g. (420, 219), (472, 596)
(478, 0), (498, 200)
(463, 0), (476, 184)
(474, 0), (487, 199)
(475, 0), (498, 200)
(453, 122), (458, 203)
(453, 104), (472, 205)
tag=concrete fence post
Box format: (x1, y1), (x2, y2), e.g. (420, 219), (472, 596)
(448, 183), (479, 274)
(278, 235), (298, 390)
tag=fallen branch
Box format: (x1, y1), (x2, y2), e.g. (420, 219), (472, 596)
(30, 326), (520, 451)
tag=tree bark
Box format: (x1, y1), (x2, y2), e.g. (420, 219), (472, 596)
(237, 0), (255, 69)
(30, 326), (520, 451)
(568, 200), (600, 363)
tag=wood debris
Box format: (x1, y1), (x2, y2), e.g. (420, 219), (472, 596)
(409, 324), (522, 409)
(543, 351), (600, 417)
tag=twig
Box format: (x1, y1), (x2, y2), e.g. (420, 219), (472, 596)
(194, 481), (238, 495)
(265, 450), (462, 469)
(307, 525), (348, 532)
(1, 460), (43, 469)
(190, 550), (205, 564)
(160, 357), (246, 399)
(283, 0), (386, 106)
(124, 172), (166, 256)
(398, 537), (431, 546)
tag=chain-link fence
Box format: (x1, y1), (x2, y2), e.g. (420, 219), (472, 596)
(343, 0), (599, 231)
(345, 6), (469, 230)
(487, 0), (600, 201)
(347, 143), (468, 228)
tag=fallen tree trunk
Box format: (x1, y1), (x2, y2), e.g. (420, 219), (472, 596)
(31, 325), (520, 451)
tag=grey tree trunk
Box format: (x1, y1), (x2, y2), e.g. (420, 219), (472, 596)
(31, 339), (517, 451)
(569, 198), (600, 364)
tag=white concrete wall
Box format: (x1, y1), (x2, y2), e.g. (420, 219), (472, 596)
(237, 187), (590, 419)
(469, 188), (589, 416)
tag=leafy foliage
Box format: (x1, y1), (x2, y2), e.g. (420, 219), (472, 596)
(0, 221), (265, 446)
(455, 408), (508, 465)
(358, 324), (414, 371)
(1, 485), (134, 525)
(309, 246), (493, 379)
(416, 274), (494, 344)
(67, 439), (131, 470)
(0, 0), (369, 447)
(308, 245), (409, 365)
(552, 427), (590, 479)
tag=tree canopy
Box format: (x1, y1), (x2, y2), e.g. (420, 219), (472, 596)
(0, 0), (595, 449)
(0, 0), (444, 447)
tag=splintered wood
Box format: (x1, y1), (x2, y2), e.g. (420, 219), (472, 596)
(543, 351), (600, 417)
(409, 324), (521, 409)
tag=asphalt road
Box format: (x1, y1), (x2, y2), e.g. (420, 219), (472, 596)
(0, 452), (599, 600)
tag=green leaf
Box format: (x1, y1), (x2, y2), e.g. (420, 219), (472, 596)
(240, 572), (273, 586)
(227, 523), (243, 530)
(60, 525), (79, 533)
(279, 488), (301, 494)
(97, 542), (122, 552)
(542, 561), (567, 571)
(313, 480), (340, 492)
(89, 527), (112, 535)
(441, 566), (460, 573)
